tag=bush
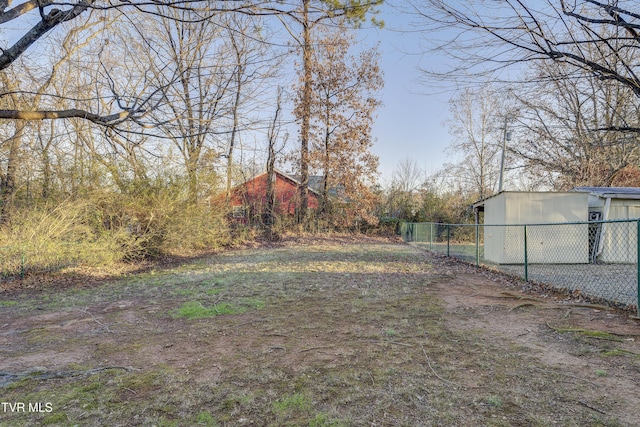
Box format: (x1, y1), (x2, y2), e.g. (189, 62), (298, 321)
(92, 186), (231, 259)
(0, 199), (127, 277)
(0, 185), (235, 277)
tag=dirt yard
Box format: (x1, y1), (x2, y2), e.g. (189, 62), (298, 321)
(1, 236), (639, 426)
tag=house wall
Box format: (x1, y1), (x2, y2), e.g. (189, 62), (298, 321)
(483, 192), (589, 264)
(231, 173), (319, 218)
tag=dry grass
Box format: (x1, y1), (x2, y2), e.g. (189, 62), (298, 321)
(0, 239), (639, 426)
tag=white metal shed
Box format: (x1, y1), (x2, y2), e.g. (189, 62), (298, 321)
(572, 187), (640, 263)
(473, 191), (589, 264)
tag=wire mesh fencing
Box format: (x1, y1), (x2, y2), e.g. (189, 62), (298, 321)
(401, 220), (640, 314)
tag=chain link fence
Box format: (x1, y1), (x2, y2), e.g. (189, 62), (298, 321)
(401, 220), (640, 314)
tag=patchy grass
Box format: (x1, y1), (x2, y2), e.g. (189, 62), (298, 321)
(273, 392), (312, 414)
(0, 300), (18, 306)
(173, 301), (246, 319)
(548, 324), (624, 341)
(0, 238), (639, 426)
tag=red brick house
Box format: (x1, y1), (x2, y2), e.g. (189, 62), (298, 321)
(225, 170), (321, 222)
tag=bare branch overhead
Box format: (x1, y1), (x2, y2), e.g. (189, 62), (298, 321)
(414, 0), (640, 95)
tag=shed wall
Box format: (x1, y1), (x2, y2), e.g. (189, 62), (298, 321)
(599, 200), (640, 263)
(483, 192), (589, 264)
(483, 196), (506, 264)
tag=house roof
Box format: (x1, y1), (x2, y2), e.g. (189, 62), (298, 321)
(572, 186), (640, 200)
(471, 191), (573, 208)
(471, 191), (503, 209)
(290, 174), (344, 197)
(243, 169), (322, 197)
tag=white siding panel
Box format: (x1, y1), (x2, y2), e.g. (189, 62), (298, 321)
(483, 192), (588, 264)
(599, 201), (640, 263)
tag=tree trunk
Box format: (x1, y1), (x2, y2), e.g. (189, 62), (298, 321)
(265, 140), (276, 231)
(298, 0), (311, 223)
(0, 121), (24, 224)
(227, 34), (244, 205)
(321, 118), (330, 215)
(187, 157), (198, 205)
(265, 89), (282, 237)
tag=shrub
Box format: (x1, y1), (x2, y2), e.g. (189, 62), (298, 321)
(0, 183), (235, 277)
(0, 199), (127, 277)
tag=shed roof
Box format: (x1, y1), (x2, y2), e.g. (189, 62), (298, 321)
(572, 186), (640, 200)
(471, 190), (579, 209)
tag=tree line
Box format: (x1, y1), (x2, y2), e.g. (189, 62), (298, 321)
(0, 1), (384, 264)
(3, 0), (640, 258)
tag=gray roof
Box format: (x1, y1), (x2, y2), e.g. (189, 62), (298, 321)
(572, 186), (640, 200)
(291, 175), (343, 197)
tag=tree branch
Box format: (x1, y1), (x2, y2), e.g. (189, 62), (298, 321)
(0, 0), (44, 24)
(0, 0), (95, 70)
(0, 108), (130, 125)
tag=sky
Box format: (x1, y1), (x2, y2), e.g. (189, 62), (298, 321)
(358, 6), (454, 184)
(3, 1), (454, 185)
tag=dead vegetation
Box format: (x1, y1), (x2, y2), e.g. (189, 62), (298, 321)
(0, 237), (639, 426)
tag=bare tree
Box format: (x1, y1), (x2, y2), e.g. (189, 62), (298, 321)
(442, 86), (508, 200)
(414, 1), (640, 112)
(0, 1), (263, 69)
(0, 14), (116, 221)
(119, 8), (273, 204)
(512, 60), (640, 189)
(0, 1), (270, 128)
(223, 14), (282, 205)
(384, 158), (425, 221)
(264, 88), (286, 234)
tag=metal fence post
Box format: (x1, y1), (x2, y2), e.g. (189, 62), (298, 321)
(524, 225), (529, 282)
(447, 224), (450, 257)
(475, 223), (479, 266)
(21, 251), (25, 280)
(430, 223), (433, 250)
(637, 220), (639, 317)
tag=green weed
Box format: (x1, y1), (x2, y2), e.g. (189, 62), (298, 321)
(486, 395), (502, 408)
(273, 393), (312, 415)
(174, 301), (246, 319)
(309, 412), (349, 427)
(207, 287), (225, 295)
(602, 348), (639, 357)
(550, 325), (623, 342)
(384, 328), (398, 337)
(0, 300), (18, 306)
(42, 412), (69, 425)
(195, 411), (218, 426)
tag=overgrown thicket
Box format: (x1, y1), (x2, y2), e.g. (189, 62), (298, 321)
(0, 2), (385, 277)
(0, 183), (234, 277)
